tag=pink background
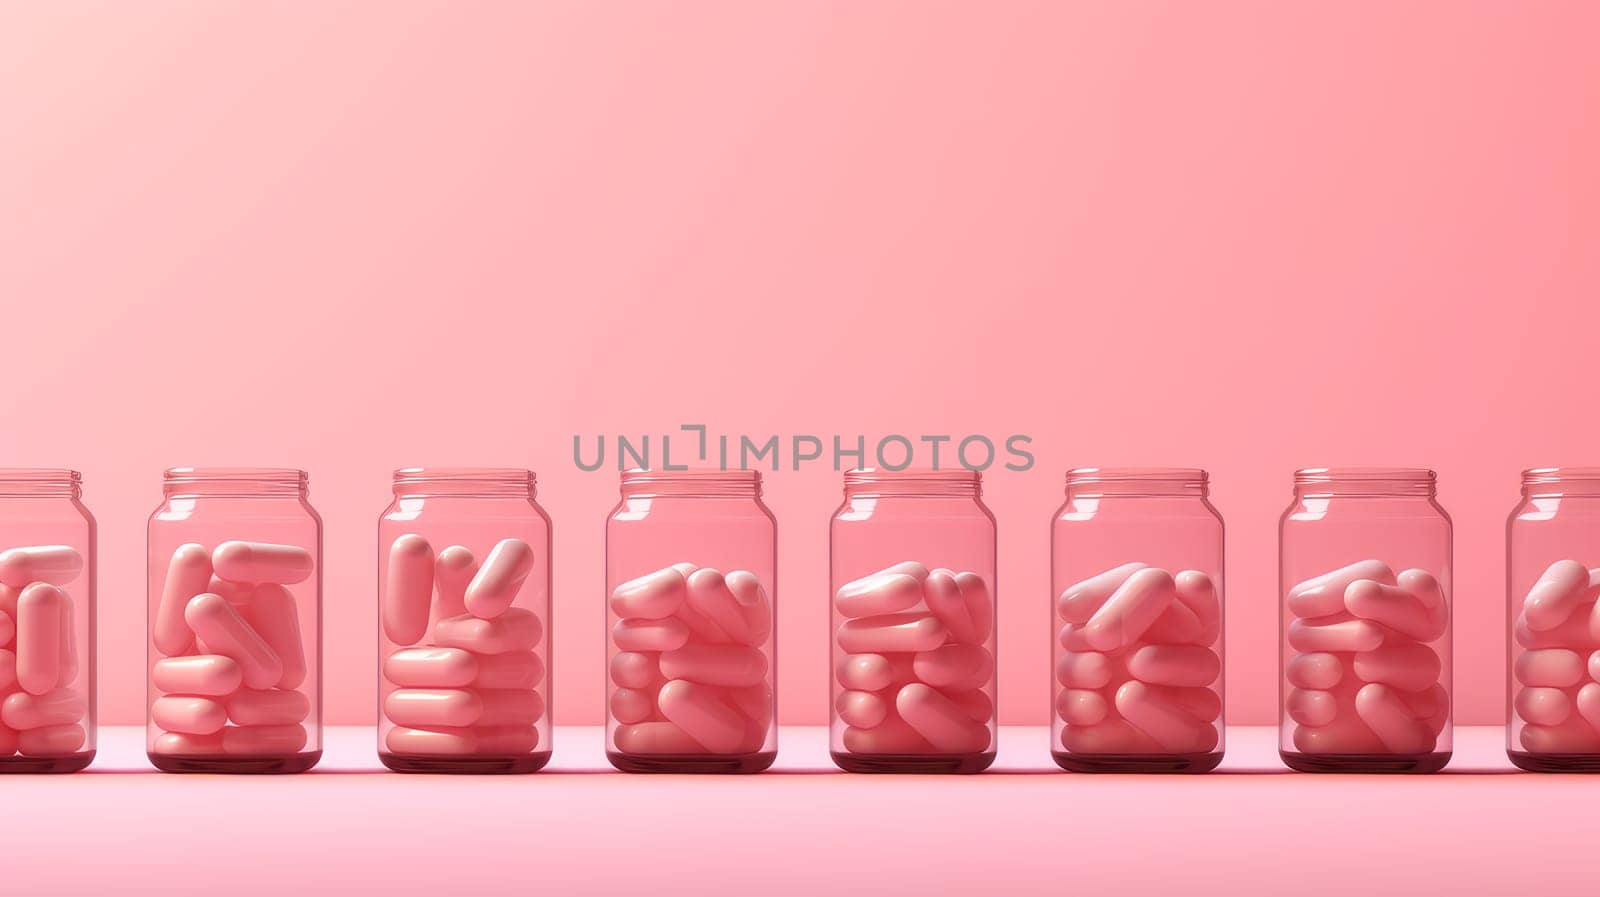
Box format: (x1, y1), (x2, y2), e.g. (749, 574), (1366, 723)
(2, 1), (1597, 728)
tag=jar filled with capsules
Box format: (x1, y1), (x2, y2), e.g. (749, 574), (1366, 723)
(1279, 467), (1451, 773)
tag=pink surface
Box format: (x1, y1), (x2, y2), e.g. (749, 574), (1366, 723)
(2, 3), (1600, 727)
(0, 725), (1585, 896)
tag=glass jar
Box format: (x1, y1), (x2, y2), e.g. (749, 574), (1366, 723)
(377, 468), (552, 773)
(1050, 468), (1224, 773)
(829, 468), (997, 773)
(146, 468), (321, 773)
(0, 469), (96, 773)
(1279, 467), (1452, 773)
(605, 469), (776, 773)
(1506, 467), (1600, 772)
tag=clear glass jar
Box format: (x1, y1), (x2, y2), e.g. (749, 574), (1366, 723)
(0, 469), (96, 773)
(605, 469), (776, 773)
(146, 468), (321, 773)
(829, 468), (997, 774)
(377, 468), (552, 773)
(1051, 468), (1224, 773)
(1279, 467), (1452, 773)
(1506, 467), (1600, 772)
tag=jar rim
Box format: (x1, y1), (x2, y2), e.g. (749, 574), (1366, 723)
(0, 468), (81, 483)
(394, 467), (535, 483)
(1294, 466), (1435, 484)
(1522, 466), (1600, 484)
(620, 468), (761, 485)
(165, 467), (306, 483)
(844, 467), (980, 484)
(1066, 467), (1207, 483)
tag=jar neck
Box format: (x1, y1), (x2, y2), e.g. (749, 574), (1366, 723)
(164, 467), (308, 499)
(0, 468), (82, 499)
(620, 469), (761, 499)
(1521, 467), (1600, 498)
(393, 467), (536, 499)
(1293, 467), (1436, 499)
(843, 468), (980, 499)
(1065, 467), (1207, 499)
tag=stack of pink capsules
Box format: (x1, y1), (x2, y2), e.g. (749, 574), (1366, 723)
(1055, 563), (1221, 755)
(382, 537), (545, 756)
(1513, 560), (1600, 752)
(609, 563), (773, 754)
(1285, 559), (1449, 754)
(150, 541), (312, 756)
(0, 546), (86, 758)
(832, 562), (994, 755)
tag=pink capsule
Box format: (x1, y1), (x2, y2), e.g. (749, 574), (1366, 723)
(1399, 682), (1451, 735)
(2, 688), (85, 730)
(611, 617), (690, 652)
(0, 609), (12, 647)
(896, 683), (990, 753)
(610, 687), (656, 724)
(611, 566), (688, 621)
(1292, 715), (1385, 754)
(474, 650), (543, 690)
(724, 570), (773, 647)
(1286, 652), (1344, 689)
(1057, 562), (1145, 624)
(613, 721), (704, 754)
(1159, 685), (1222, 722)
(1353, 640), (1441, 693)
(658, 680), (755, 753)
(842, 717), (933, 754)
(465, 538), (535, 620)
(1142, 598), (1204, 645)
(0, 545), (83, 588)
(433, 545), (477, 620)
(1575, 683), (1600, 732)
(1127, 645), (1221, 688)
(944, 688), (993, 724)
(1287, 559), (1395, 619)
(1058, 623), (1093, 652)
(19, 723), (86, 756)
(1287, 618), (1384, 653)
(207, 575), (255, 606)
(211, 541), (313, 585)
(1523, 559), (1595, 631)
(834, 570), (924, 618)
(226, 688), (311, 726)
(240, 583), (306, 689)
(385, 689), (478, 728)
(1355, 683), (1437, 754)
(685, 569), (763, 646)
(184, 593), (282, 690)
(384, 647), (478, 688)
(223, 724), (307, 755)
(152, 732), (224, 755)
(1286, 688), (1339, 727)
(1084, 567), (1175, 652)
(1056, 651), (1114, 689)
(1516, 686), (1571, 726)
(1173, 570), (1222, 645)
(952, 572), (994, 645)
(156, 545), (212, 657)
(1060, 719), (1161, 754)
(836, 613), (946, 654)
(435, 608), (542, 654)
(911, 643), (993, 691)
(1346, 577), (1446, 642)
(673, 599), (734, 645)
(0, 648), (16, 691)
(1521, 718), (1600, 753)
(659, 643), (767, 688)
(382, 534), (435, 645)
(385, 727), (479, 756)
(726, 682), (774, 731)
(1056, 688), (1109, 726)
(609, 651), (660, 689)
(1516, 610), (1595, 649)
(1115, 680), (1217, 753)
(836, 690), (890, 729)
(15, 583), (66, 695)
(473, 725), (539, 754)
(1515, 648), (1585, 687)
(152, 695), (228, 735)
(836, 653), (894, 692)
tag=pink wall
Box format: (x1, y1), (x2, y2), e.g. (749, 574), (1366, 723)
(3, 2), (1597, 726)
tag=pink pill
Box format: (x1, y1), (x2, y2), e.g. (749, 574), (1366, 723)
(1524, 559), (1595, 631)
(1355, 683), (1437, 754)
(944, 688), (993, 724)
(837, 690), (890, 728)
(1286, 688), (1339, 727)
(1399, 682), (1451, 735)
(152, 732), (224, 755)
(207, 575), (255, 606)
(674, 599), (734, 645)
(686, 569), (763, 646)
(1521, 718), (1600, 754)
(19, 723), (86, 756)
(385, 727), (479, 756)
(3, 688), (85, 729)
(611, 566), (688, 621)
(1159, 685), (1222, 722)
(385, 688), (485, 728)
(1286, 652), (1344, 689)
(724, 570), (774, 647)
(240, 584), (306, 689)
(152, 655), (242, 696)
(223, 724), (307, 755)
(1058, 623), (1093, 652)
(610, 687), (656, 725)
(1516, 648), (1585, 687)
(152, 696), (228, 735)
(382, 534), (435, 645)
(609, 651), (660, 689)
(836, 612), (946, 654)
(1116, 680), (1217, 753)
(836, 653), (894, 691)
(16, 583), (66, 695)
(1347, 578), (1446, 642)
(1057, 562), (1145, 624)
(0, 545), (83, 588)
(1287, 618), (1384, 653)
(0, 609), (12, 647)
(1057, 688), (1109, 726)
(1056, 651), (1113, 688)
(384, 647), (478, 688)
(227, 688), (311, 726)
(435, 608), (543, 654)
(1085, 567), (1175, 652)
(949, 572), (994, 645)
(1060, 719), (1161, 755)
(465, 538), (535, 620)
(479, 689), (544, 726)
(1127, 645), (1221, 687)
(1353, 640), (1441, 693)
(211, 541), (313, 585)
(1575, 683), (1600, 732)
(433, 545), (477, 620)
(660, 643), (768, 688)
(727, 682), (774, 731)
(185, 593), (282, 689)
(1292, 714), (1385, 754)
(1516, 686), (1571, 726)
(1516, 610), (1595, 650)
(911, 643), (993, 690)
(1143, 598), (1204, 645)
(613, 721), (704, 754)
(612, 617), (690, 653)
(1287, 559), (1395, 619)
(474, 650), (544, 689)
(842, 716), (932, 755)
(474, 725), (539, 754)
(835, 570), (924, 618)
(896, 683), (990, 753)
(0, 648), (15, 691)
(658, 679), (754, 753)
(1173, 570), (1222, 645)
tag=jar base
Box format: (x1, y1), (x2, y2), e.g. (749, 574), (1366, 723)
(149, 751), (322, 774)
(1051, 750), (1223, 773)
(379, 751), (552, 774)
(1280, 750), (1450, 773)
(830, 751), (995, 774)
(606, 750), (776, 774)
(1507, 750), (1600, 773)
(0, 751), (95, 773)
